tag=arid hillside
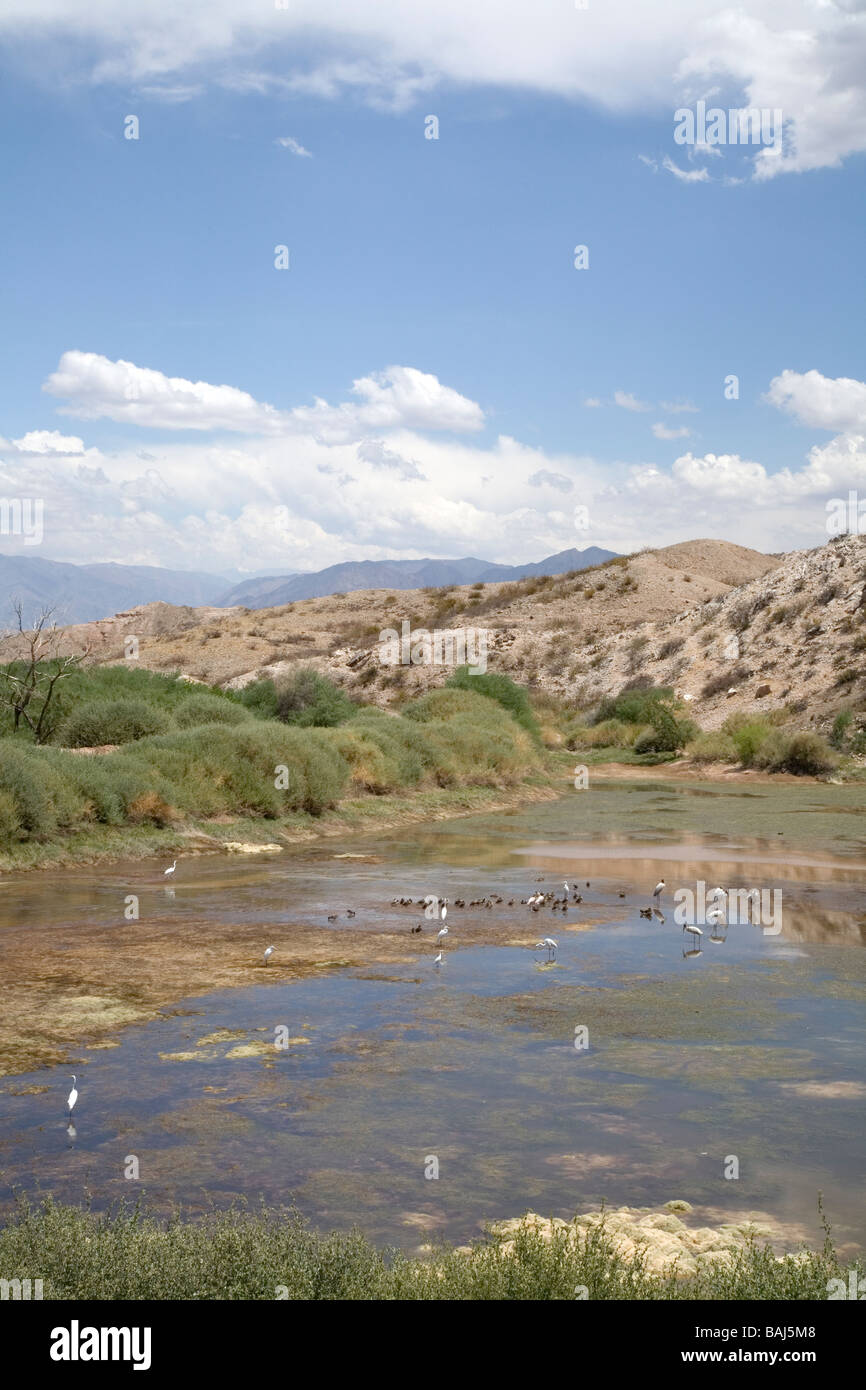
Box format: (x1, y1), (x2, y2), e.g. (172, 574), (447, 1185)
(2, 535), (863, 733)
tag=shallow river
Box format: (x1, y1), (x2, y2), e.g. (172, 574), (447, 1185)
(1, 778), (865, 1255)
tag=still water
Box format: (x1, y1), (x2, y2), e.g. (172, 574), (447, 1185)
(1, 779), (864, 1254)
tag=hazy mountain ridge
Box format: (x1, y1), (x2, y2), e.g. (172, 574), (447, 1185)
(216, 547), (618, 607)
(0, 556), (231, 627)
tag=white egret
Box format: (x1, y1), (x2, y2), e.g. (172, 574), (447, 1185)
(536, 936), (558, 961)
(437, 926), (449, 945)
(563, 881), (569, 894)
(164, 860), (177, 877)
(440, 901), (447, 922)
(67, 1075), (78, 1114)
(652, 880), (665, 902)
(263, 946), (275, 965)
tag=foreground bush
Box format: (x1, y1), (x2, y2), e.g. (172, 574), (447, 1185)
(686, 731), (738, 764)
(240, 668), (355, 728)
(0, 1197), (855, 1301)
(593, 685), (674, 726)
(0, 684), (541, 848)
(58, 698), (171, 747)
(446, 667), (541, 741)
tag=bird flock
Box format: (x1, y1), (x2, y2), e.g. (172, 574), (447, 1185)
(59, 858), (748, 1128)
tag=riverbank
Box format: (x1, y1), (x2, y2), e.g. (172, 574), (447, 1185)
(0, 772), (562, 875)
(0, 1194), (855, 1299)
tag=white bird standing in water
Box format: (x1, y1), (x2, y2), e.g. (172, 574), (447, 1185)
(263, 946), (275, 965)
(683, 923), (703, 943)
(440, 900), (447, 922)
(437, 926), (449, 946)
(67, 1075), (78, 1115)
(563, 881), (569, 895)
(652, 880), (665, 903)
(536, 937), (558, 961)
(164, 860), (177, 877)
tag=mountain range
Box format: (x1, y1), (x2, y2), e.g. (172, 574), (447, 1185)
(0, 548), (617, 625)
(215, 548), (618, 609)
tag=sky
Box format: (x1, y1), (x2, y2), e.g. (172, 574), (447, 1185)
(1, 0), (865, 577)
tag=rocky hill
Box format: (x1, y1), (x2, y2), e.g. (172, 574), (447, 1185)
(2, 536), (862, 734)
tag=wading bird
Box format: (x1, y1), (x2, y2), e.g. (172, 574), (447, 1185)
(682, 923), (703, 944)
(437, 926), (449, 946)
(263, 946), (275, 965)
(652, 879), (665, 903)
(164, 860), (177, 877)
(67, 1075), (78, 1115)
(440, 901), (448, 922)
(433, 952), (443, 967)
(536, 937), (558, 961)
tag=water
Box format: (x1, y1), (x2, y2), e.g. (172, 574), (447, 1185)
(1, 779), (864, 1255)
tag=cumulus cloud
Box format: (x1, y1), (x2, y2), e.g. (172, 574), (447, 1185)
(8, 430), (87, 454)
(43, 351), (285, 433)
(764, 369), (866, 432)
(356, 438), (425, 480)
(7, 358), (866, 570)
(290, 365), (486, 441)
(0, 1), (864, 177)
(42, 352), (485, 442)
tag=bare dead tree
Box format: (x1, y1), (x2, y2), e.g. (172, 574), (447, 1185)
(0, 602), (91, 743)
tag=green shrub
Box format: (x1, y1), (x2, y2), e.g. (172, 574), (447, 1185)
(778, 732), (837, 776)
(172, 694), (252, 728)
(686, 731), (738, 763)
(445, 668), (541, 740)
(592, 686), (674, 726)
(830, 710), (853, 749)
(270, 668), (355, 727)
(0, 788), (22, 841)
(722, 714), (772, 766)
(0, 745), (83, 837)
(59, 698), (170, 747)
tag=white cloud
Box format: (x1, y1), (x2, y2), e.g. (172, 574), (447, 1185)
(9, 429), (87, 454)
(289, 365), (485, 441)
(764, 369), (866, 432)
(1, 2), (864, 177)
(42, 352), (485, 441)
(275, 135), (312, 157)
(662, 155), (711, 182)
(528, 469), (573, 493)
(6, 357), (864, 570)
(652, 422), (692, 440)
(614, 390), (652, 413)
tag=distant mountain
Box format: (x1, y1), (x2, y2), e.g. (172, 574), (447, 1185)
(217, 547), (618, 609)
(0, 556), (231, 627)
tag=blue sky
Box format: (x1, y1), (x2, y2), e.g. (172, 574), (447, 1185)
(1, 1), (865, 574)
